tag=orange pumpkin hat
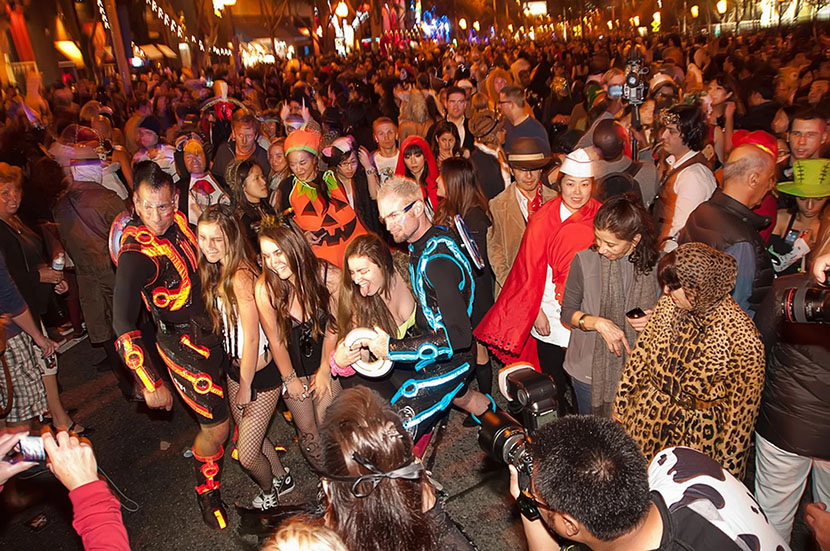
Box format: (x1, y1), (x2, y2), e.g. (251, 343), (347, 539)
(284, 125), (321, 157)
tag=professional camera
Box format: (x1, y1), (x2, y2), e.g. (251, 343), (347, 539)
(782, 268), (830, 324)
(623, 58), (647, 107)
(477, 364), (559, 520)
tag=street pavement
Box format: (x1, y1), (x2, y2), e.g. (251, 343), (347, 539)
(1, 338), (524, 551)
(1, 338), (815, 550)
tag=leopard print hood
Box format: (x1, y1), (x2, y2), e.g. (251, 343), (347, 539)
(674, 242), (737, 314)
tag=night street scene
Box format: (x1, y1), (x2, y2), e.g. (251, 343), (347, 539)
(1, 0), (830, 550)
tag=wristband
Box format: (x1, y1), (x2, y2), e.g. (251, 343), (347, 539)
(329, 351), (356, 377)
(577, 313), (588, 332)
(365, 168), (377, 175)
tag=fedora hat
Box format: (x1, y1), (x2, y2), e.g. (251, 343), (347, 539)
(777, 159), (830, 198)
(506, 137), (552, 170)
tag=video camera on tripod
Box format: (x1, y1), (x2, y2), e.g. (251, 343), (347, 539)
(623, 56), (648, 158)
(623, 58), (647, 108)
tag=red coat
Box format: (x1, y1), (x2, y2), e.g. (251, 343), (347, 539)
(475, 196), (601, 369)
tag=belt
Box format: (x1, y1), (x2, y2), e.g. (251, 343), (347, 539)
(646, 374), (724, 411)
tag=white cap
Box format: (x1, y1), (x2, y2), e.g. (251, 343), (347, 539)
(560, 148), (594, 178)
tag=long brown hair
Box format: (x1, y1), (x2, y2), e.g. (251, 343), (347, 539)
(259, 221), (330, 342)
(198, 204), (259, 335)
(337, 234), (398, 338)
(433, 157), (490, 226)
(321, 387), (437, 551)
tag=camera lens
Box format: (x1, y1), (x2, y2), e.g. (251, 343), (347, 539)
(478, 409), (527, 465)
(783, 286), (830, 323)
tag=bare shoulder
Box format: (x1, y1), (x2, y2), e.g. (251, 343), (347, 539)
(231, 267), (258, 299)
(253, 272), (270, 301)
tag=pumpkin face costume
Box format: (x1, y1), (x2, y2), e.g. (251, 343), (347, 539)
(278, 127), (366, 267)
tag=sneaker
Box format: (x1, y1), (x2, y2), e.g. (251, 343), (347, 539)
(251, 488), (279, 510)
(274, 469), (295, 497)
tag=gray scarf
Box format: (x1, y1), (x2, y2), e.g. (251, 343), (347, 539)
(590, 255), (658, 417)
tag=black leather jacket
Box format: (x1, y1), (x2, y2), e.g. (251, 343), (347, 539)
(754, 274), (830, 459)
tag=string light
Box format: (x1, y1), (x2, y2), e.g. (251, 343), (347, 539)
(96, 0), (110, 29)
(139, 0), (230, 56)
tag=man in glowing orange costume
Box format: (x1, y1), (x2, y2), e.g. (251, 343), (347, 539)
(111, 161), (230, 529)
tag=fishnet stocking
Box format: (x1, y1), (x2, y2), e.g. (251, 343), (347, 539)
(227, 378), (286, 491)
(282, 375), (342, 471)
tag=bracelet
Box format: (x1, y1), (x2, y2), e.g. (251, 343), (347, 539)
(365, 168), (377, 175)
(283, 371), (297, 384)
(577, 313), (588, 332)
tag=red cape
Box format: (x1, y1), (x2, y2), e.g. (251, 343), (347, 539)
(474, 197), (601, 369)
(396, 135), (440, 208)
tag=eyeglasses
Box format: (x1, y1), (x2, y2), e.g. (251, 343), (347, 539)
(139, 199), (176, 215)
(380, 201), (417, 225)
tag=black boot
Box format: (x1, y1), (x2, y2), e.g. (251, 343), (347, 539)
(192, 446), (229, 530)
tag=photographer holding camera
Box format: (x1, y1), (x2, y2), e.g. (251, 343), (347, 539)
(1, 431), (130, 550)
(753, 244), (830, 543)
(506, 416), (787, 551)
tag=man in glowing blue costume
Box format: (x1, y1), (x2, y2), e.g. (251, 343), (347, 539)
(369, 176), (492, 442)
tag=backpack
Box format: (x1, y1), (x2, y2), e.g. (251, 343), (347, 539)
(596, 160), (644, 204)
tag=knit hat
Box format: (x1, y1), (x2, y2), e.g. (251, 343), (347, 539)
(469, 111), (501, 140)
(732, 129), (777, 160)
(138, 115), (162, 136)
(777, 159), (830, 198)
(183, 139), (204, 156)
(284, 126), (321, 157)
(560, 147), (594, 178)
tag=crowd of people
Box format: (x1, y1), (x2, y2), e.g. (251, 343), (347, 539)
(2, 21), (830, 551)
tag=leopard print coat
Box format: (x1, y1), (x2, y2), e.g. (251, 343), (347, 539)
(613, 243), (765, 478)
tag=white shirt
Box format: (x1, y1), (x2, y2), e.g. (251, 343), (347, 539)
(373, 150), (399, 185)
(218, 300), (268, 361)
(530, 203), (573, 347)
(515, 185), (531, 222)
(663, 149), (717, 252)
(450, 116), (467, 148)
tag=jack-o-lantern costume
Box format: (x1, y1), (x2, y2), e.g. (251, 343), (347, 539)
(111, 208), (230, 530)
(275, 128), (366, 267)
